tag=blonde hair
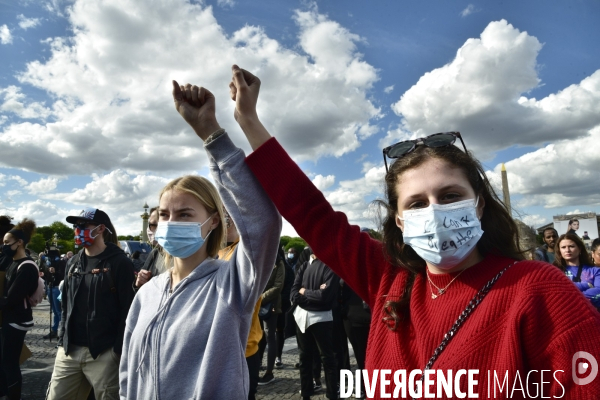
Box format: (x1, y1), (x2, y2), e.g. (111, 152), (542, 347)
(159, 175), (226, 260)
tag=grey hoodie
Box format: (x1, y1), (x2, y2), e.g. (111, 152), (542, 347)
(119, 133), (281, 400)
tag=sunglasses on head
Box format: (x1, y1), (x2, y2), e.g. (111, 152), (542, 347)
(382, 131), (467, 172)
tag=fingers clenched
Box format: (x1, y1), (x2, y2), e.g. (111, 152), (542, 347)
(191, 85), (199, 103)
(229, 81), (237, 101)
(231, 64), (247, 92)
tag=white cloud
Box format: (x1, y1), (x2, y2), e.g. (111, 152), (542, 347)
(39, 170), (172, 235)
(45, 169), (169, 206)
(322, 165), (386, 228)
(0, 25), (12, 44)
(384, 85), (394, 94)
(488, 125), (600, 209)
(0, 0), (380, 176)
(386, 20), (600, 159)
(0, 173), (6, 186)
(217, 0), (234, 7)
(27, 177), (59, 194)
(17, 14), (41, 30)
(0, 200), (75, 227)
(0, 86), (52, 120)
(311, 174), (335, 191)
(281, 218), (299, 237)
(44, 0), (65, 16)
(460, 4), (478, 17)
(10, 175), (28, 186)
(520, 214), (547, 228)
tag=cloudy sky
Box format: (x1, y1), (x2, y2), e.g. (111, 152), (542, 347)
(0, 0), (599, 237)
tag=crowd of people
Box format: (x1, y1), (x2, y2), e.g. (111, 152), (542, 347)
(0, 65), (599, 400)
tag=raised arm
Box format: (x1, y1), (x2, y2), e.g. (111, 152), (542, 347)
(172, 77), (282, 314)
(229, 65), (389, 306)
(229, 65), (271, 150)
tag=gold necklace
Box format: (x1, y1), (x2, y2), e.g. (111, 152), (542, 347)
(426, 267), (468, 299)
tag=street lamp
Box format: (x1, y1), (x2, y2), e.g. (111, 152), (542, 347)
(141, 202), (150, 244)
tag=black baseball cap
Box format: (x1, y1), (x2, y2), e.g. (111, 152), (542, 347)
(66, 208), (112, 226)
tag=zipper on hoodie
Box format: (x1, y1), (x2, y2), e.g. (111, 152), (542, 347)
(152, 275), (185, 399)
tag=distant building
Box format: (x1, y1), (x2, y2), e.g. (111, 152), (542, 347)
(536, 212), (600, 250)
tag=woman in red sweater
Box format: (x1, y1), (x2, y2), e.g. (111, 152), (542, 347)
(225, 65), (600, 399)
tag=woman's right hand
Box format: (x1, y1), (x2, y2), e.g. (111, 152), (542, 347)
(229, 65), (272, 150)
(135, 269), (152, 288)
(229, 65), (260, 124)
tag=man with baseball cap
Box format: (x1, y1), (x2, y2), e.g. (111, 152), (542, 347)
(46, 208), (135, 400)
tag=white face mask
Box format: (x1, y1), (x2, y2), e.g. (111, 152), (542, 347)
(398, 198), (484, 270)
(147, 227), (155, 244)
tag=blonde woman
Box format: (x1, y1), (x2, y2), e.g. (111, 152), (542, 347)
(119, 81), (281, 399)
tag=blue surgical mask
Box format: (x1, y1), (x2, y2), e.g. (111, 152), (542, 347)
(155, 216), (213, 259)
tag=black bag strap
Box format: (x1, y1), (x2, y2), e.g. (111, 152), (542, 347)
(573, 265), (584, 283)
(412, 261), (518, 399)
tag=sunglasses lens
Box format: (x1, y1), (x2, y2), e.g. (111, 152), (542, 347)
(387, 142), (415, 158)
(424, 133), (455, 148)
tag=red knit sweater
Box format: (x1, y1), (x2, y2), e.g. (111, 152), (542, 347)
(246, 138), (600, 399)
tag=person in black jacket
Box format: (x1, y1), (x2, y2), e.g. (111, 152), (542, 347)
(40, 248), (66, 339)
(46, 208), (135, 400)
(0, 218), (39, 400)
(340, 278), (371, 398)
(134, 206), (162, 290)
(275, 244), (294, 368)
(0, 216), (15, 272)
(291, 254), (340, 400)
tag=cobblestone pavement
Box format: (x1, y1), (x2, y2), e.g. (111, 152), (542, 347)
(22, 301), (357, 399)
(21, 301), (57, 400)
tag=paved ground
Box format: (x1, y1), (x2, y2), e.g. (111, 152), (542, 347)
(21, 300), (357, 399)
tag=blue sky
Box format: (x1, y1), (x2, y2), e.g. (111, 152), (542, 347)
(0, 0), (599, 238)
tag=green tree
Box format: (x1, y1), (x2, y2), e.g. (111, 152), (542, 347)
(36, 226), (54, 242)
(28, 233), (46, 254)
(49, 221), (74, 240)
(280, 236), (292, 249)
(57, 239), (75, 254)
(284, 237), (307, 255)
(365, 228), (383, 241)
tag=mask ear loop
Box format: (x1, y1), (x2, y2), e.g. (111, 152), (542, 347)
(200, 213), (217, 240)
(474, 196), (482, 220)
(395, 214), (405, 232)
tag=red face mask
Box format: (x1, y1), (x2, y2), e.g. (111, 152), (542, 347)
(74, 225), (100, 247)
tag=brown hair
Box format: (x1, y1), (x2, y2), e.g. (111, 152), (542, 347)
(378, 144), (523, 330)
(553, 233), (591, 270)
(0, 215), (15, 239)
(159, 175), (225, 262)
(102, 219), (118, 245)
(8, 218), (37, 245)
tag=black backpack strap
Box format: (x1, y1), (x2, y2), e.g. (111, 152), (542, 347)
(105, 264), (117, 294)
